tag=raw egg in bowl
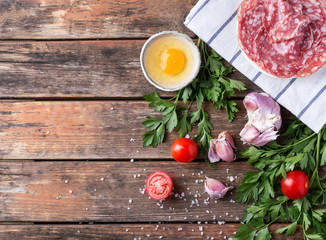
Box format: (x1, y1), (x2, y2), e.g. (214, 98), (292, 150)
(140, 31), (201, 91)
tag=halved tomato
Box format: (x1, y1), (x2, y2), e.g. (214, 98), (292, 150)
(146, 171), (173, 200)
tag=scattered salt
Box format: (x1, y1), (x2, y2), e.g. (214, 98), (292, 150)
(130, 159), (134, 162)
(178, 227), (183, 231)
(130, 138), (135, 142)
(100, 178), (104, 181)
(64, 180), (69, 183)
(69, 190), (73, 194)
(129, 199), (133, 204)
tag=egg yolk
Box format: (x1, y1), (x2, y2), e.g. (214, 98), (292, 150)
(160, 49), (185, 75)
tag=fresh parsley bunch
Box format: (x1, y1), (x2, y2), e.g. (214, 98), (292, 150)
(142, 39), (246, 155)
(234, 118), (326, 240)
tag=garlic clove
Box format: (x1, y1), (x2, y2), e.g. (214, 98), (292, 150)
(204, 177), (233, 199)
(239, 123), (260, 144)
(222, 131), (236, 150)
(250, 127), (279, 146)
(208, 132), (237, 163)
(243, 97), (258, 113)
(215, 140), (235, 162)
(208, 139), (221, 163)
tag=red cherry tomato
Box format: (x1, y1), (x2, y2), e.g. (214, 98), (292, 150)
(171, 138), (198, 163)
(281, 170), (309, 200)
(146, 171), (173, 200)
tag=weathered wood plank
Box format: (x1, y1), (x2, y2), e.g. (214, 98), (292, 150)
(0, 224), (304, 239)
(0, 161), (250, 222)
(3, 161), (321, 223)
(0, 40), (260, 98)
(0, 0), (196, 39)
(0, 100), (290, 160)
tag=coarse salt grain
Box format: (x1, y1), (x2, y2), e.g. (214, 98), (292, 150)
(130, 159), (134, 162)
(129, 199), (133, 203)
(69, 190), (73, 194)
(65, 180), (69, 183)
(100, 178), (104, 181)
(130, 138), (135, 142)
(178, 227), (182, 231)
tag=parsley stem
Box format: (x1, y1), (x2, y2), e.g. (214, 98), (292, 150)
(310, 131), (326, 193)
(281, 132), (317, 152)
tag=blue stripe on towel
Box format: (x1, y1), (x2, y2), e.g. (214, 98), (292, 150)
(229, 50), (241, 64)
(251, 72), (262, 83)
(207, 9), (238, 44)
(298, 83), (326, 119)
(185, 0), (211, 26)
(274, 78), (297, 101)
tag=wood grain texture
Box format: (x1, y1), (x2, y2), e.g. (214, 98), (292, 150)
(0, 161), (250, 222)
(0, 40), (260, 98)
(0, 0), (196, 39)
(0, 224), (304, 239)
(0, 100), (291, 160)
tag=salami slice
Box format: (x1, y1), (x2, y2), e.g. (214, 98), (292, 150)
(238, 0), (326, 78)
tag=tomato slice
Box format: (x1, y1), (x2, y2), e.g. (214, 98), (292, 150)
(146, 171), (173, 200)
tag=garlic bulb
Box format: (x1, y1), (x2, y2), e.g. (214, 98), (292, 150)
(208, 131), (236, 163)
(204, 177), (233, 199)
(240, 92), (281, 146)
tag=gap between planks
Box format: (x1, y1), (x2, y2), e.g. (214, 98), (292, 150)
(0, 223), (304, 239)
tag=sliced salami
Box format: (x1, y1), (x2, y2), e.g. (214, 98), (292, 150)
(238, 0), (326, 78)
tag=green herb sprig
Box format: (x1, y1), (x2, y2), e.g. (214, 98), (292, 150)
(234, 118), (326, 240)
(142, 39), (246, 155)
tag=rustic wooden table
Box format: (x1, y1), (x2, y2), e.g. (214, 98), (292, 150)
(0, 0), (304, 239)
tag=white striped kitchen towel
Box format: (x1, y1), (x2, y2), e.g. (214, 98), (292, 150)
(184, 0), (326, 133)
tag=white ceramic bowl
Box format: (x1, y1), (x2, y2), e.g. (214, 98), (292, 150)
(140, 31), (201, 91)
